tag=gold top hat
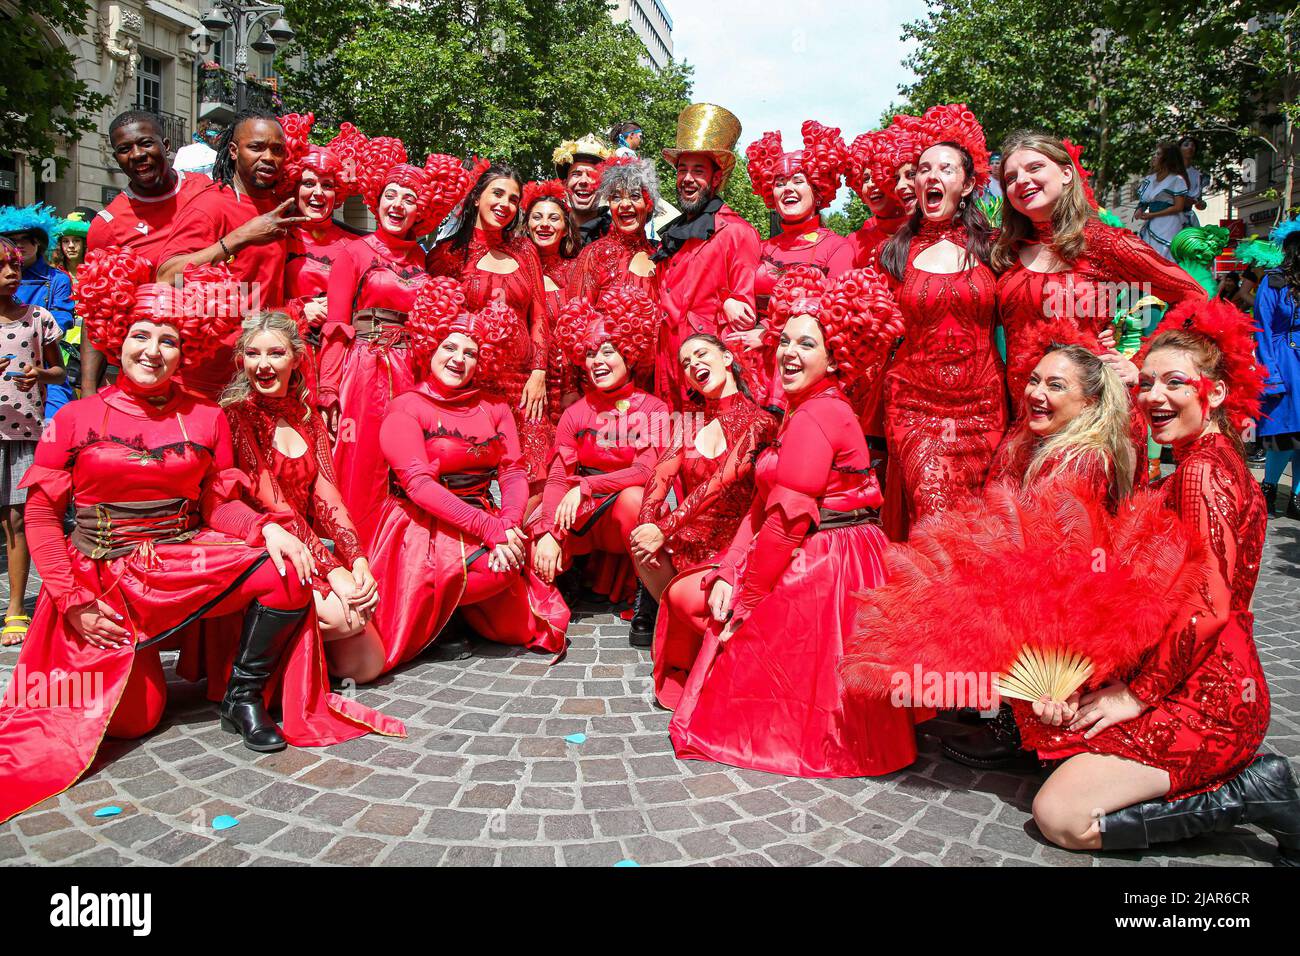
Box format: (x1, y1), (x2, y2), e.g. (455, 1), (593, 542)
(662, 103), (741, 175)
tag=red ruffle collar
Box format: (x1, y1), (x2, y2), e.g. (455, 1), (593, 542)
(418, 377), (483, 408)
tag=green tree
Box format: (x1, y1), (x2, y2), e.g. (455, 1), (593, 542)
(825, 195), (869, 237)
(0, 2), (111, 169)
(894, 0), (1262, 194)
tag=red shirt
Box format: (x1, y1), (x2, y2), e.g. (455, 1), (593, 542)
(86, 170), (211, 269)
(158, 181), (287, 308)
(658, 202), (759, 340)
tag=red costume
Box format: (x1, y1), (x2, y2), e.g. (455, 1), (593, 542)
(428, 228), (554, 482)
(642, 390), (777, 708)
(668, 268), (917, 777)
(368, 292), (569, 673)
(538, 247), (578, 420)
(86, 169), (212, 267)
(654, 200), (761, 407)
(567, 228), (660, 306)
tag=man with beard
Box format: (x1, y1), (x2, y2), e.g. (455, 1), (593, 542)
(553, 134), (613, 247)
(83, 110), (213, 395)
(654, 104), (759, 407)
(158, 108), (306, 398)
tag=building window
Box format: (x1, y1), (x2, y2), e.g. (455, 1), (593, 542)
(137, 54), (165, 114)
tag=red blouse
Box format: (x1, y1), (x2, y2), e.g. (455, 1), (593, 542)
(638, 391), (777, 569)
(534, 381), (669, 539)
(285, 220), (361, 324)
(848, 212), (907, 269)
(378, 381), (527, 548)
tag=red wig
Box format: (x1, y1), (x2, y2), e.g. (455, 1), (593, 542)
(860, 115), (925, 205)
(915, 103), (991, 190)
(768, 266), (904, 383)
(746, 120), (848, 212)
(554, 286), (658, 370)
(1137, 298), (1269, 436)
(407, 276), (520, 386)
(522, 178), (569, 214)
(77, 247), (244, 367)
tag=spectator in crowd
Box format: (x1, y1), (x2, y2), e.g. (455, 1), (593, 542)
(610, 121), (644, 159)
(1135, 142), (1191, 260)
(1179, 135), (1209, 228)
(174, 121), (224, 177)
(48, 213), (88, 280)
(1254, 218), (1300, 517)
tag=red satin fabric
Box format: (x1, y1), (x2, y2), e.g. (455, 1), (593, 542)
(369, 384), (568, 674)
(883, 219), (1007, 539)
(668, 381), (917, 777)
(319, 230), (429, 542)
(538, 248), (579, 423)
(1015, 433), (1269, 799)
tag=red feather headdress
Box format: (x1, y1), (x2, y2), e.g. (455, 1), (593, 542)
(522, 178), (569, 214)
(77, 247), (244, 368)
(745, 120), (848, 211)
(766, 265), (904, 384)
(554, 286), (658, 370)
(840, 477), (1206, 705)
(1060, 138), (1098, 210)
(1137, 298), (1269, 436)
(407, 276), (520, 386)
(915, 103), (991, 190)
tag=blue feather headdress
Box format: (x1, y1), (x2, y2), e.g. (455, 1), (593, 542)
(0, 203), (62, 244)
(1270, 216), (1300, 248)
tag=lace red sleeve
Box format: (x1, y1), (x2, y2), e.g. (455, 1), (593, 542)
(512, 238), (551, 372)
(657, 416), (767, 542)
(564, 243), (605, 305)
(1087, 221), (1208, 307)
(1128, 456), (1236, 705)
(202, 413), (272, 544)
(638, 435), (685, 527)
(306, 415), (365, 568)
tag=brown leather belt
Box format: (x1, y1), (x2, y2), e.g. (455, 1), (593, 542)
(354, 308), (409, 340)
(70, 498), (200, 560)
(390, 469), (497, 510)
(812, 507), (880, 533)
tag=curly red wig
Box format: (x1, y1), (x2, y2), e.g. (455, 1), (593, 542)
(1138, 298), (1269, 438)
(915, 103), (991, 190)
(554, 286), (658, 370)
(522, 178), (569, 214)
(77, 247), (245, 368)
(767, 266), (904, 383)
(407, 277), (520, 386)
(861, 116), (925, 205)
(746, 121), (848, 212)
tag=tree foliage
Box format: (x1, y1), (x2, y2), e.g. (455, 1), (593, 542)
(893, 0), (1269, 195)
(825, 195), (869, 237)
(1, 1), (112, 166)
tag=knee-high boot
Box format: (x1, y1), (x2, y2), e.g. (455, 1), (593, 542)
(219, 601), (307, 753)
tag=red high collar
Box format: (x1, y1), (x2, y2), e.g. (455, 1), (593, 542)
(785, 374), (839, 409)
(586, 378), (637, 411)
(778, 214), (822, 236)
(420, 376), (482, 407)
(917, 216), (966, 243)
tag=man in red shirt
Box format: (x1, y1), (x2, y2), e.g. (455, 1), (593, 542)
(655, 104), (760, 408)
(82, 110), (212, 394)
(158, 109), (306, 399)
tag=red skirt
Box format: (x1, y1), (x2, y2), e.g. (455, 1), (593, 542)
(369, 496), (569, 675)
(669, 522), (919, 777)
(331, 340), (416, 545)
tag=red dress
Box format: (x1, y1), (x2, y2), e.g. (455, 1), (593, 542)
(427, 230), (554, 482)
(318, 229), (429, 543)
(848, 211), (907, 269)
(1016, 432), (1270, 799)
(0, 386), (309, 822)
(669, 378), (918, 777)
(566, 229), (660, 305)
(884, 219), (1007, 539)
(753, 218), (855, 405)
(530, 381), (668, 561)
(848, 212), (907, 439)
(285, 220), (360, 336)
(640, 391), (778, 708)
(368, 381), (569, 674)
(538, 247), (579, 423)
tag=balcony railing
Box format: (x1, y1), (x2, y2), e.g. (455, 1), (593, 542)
(198, 64), (280, 122)
(134, 105), (188, 148)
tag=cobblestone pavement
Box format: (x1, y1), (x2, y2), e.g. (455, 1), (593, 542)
(2, 513), (1297, 868)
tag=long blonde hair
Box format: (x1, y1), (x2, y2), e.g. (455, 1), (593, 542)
(218, 311), (313, 419)
(991, 131), (1097, 273)
(1016, 344), (1136, 499)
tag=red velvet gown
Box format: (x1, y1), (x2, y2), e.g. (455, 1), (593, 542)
(753, 218), (855, 405)
(530, 380), (668, 563)
(538, 247), (579, 423)
(640, 392), (778, 709)
(884, 219), (1007, 539)
(669, 378), (918, 777)
(1016, 432), (1270, 799)
(427, 231), (554, 483)
(368, 381), (570, 674)
(0, 385), (311, 822)
(318, 229), (429, 543)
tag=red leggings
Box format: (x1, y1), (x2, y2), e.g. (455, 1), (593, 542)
(108, 557), (312, 739)
(657, 568), (713, 708)
(562, 487), (642, 560)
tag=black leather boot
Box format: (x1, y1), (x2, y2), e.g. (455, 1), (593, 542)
(1287, 492), (1300, 521)
(1261, 481), (1280, 517)
(219, 601), (306, 752)
(628, 583), (658, 648)
(942, 703), (1038, 771)
(1100, 754), (1300, 867)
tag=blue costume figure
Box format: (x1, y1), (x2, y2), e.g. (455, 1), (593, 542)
(0, 204), (75, 417)
(1250, 217), (1300, 517)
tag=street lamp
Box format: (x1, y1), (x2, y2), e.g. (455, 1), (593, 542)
(195, 1), (296, 110)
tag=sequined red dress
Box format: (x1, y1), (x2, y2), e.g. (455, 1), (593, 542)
(368, 381), (570, 674)
(668, 378), (918, 777)
(427, 230), (554, 483)
(883, 219), (1007, 538)
(1016, 432), (1270, 799)
(752, 218), (855, 406)
(0, 385), (316, 822)
(318, 229), (429, 542)
(538, 247), (579, 422)
(640, 391), (778, 709)
(566, 229), (660, 305)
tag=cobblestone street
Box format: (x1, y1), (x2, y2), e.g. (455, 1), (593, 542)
(2, 512), (1297, 868)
